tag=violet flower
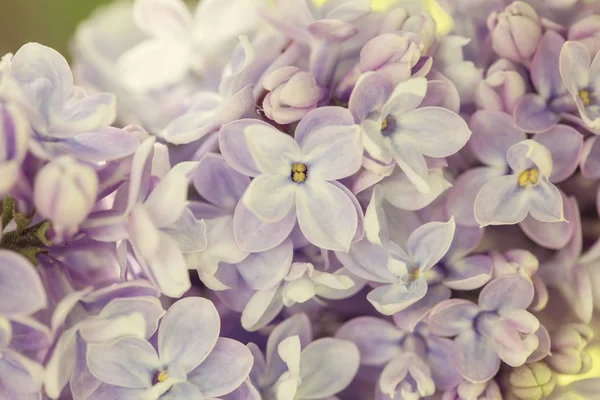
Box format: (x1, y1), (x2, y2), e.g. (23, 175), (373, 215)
(429, 275), (540, 382)
(86, 297), (253, 399)
(220, 107), (364, 252)
(0, 103), (29, 197)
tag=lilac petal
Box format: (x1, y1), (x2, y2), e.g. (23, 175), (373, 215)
(531, 31), (566, 100)
(0, 349), (44, 394)
(0, 250), (46, 316)
(158, 297), (220, 373)
(133, 0), (192, 39)
(408, 218), (456, 271)
(520, 191), (575, 249)
(348, 72), (394, 122)
(420, 78), (460, 114)
(8, 316), (51, 353)
(559, 40), (591, 95)
(428, 299), (478, 337)
(382, 77), (427, 117)
(296, 181), (358, 251)
(385, 137), (429, 193)
(117, 39), (189, 91)
(161, 382), (203, 399)
(243, 124), (301, 175)
(474, 174), (529, 227)
(453, 331), (500, 383)
(53, 91), (116, 135)
(469, 110), (526, 167)
(395, 107), (471, 158)
(161, 93), (222, 145)
(161, 207), (208, 253)
(294, 107), (355, 146)
(126, 137), (155, 209)
(87, 337), (159, 388)
(446, 167), (505, 227)
(392, 284), (452, 332)
(479, 275), (534, 311)
(367, 279), (428, 315)
(233, 202), (296, 252)
(500, 309), (539, 336)
(241, 286), (284, 332)
(92, 296), (164, 341)
(444, 255), (493, 290)
(527, 324), (551, 363)
(427, 336), (463, 390)
(242, 175), (296, 222)
(446, 225), (484, 261)
(236, 239), (293, 291)
(513, 94), (560, 133)
(381, 167), (451, 211)
(87, 384), (145, 400)
(332, 181), (365, 243)
(264, 313), (312, 387)
(528, 179), (565, 223)
(219, 119), (267, 177)
(335, 317), (403, 366)
(301, 125), (363, 181)
(39, 127), (139, 162)
(187, 338), (253, 398)
(193, 153), (249, 210)
(44, 327), (78, 398)
(335, 240), (398, 283)
(297, 338), (360, 399)
(534, 125), (583, 183)
(580, 136), (600, 179)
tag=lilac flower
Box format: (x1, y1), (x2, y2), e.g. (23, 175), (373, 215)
(246, 313), (360, 399)
(568, 15), (600, 56)
(507, 362), (556, 400)
(429, 275), (540, 382)
(2, 43), (139, 161)
(349, 73), (471, 193)
(33, 156), (98, 242)
(117, 0), (264, 91)
(487, 2), (543, 65)
(474, 139), (565, 227)
(262, 66), (327, 124)
(441, 379), (502, 400)
(220, 107), (364, 252)
(546, 323), (594, 374)
(336, 318), (462, 394)
(559, 40), (600, 129)
(475, 59), (527, 114)
(0, 103), (29, 196)
(83, 138), (207, 297)
(0, 250), (47, 399)
(513, 31), (575, 133)
(43, 280), (164, 399)
(338, 217), (455, 315)
(86, 297), (253, 399)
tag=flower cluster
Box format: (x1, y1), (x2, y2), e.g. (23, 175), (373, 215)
(1, 0), (600, 399)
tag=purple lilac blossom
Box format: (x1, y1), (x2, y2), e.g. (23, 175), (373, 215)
(2, 0), (600, 398)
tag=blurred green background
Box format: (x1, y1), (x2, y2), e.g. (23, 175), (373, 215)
(0, 0), (114, 57)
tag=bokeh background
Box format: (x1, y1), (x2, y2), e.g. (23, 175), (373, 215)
(0, 0), (114, 57)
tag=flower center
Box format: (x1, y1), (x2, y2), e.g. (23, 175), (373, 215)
(291, 163), (307, 183)
(518, 168), (539, 187)
(155, 370), (169, 384)
(408, 267), (420, 283)
(381, 118), (388, 130)
(579, 89), (591, 106)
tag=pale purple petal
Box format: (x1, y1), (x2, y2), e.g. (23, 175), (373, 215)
(428, 299), (479, 337)
(348, 72), (394, 122)
(531, 31), (566, 100)
(233, 202), (296, 252)
(559, 40), (591, 95)
(294, 107), (356, 146)
(242, 175), (296, 223)
(385, 137), (429, 193)
(297, 338), (360, 399)
(528, 178), (565, 223)
(469, 110), (526, 167)
(296, 181), (358, 252)
(408, 218), (456, 271)
(479, 275), (534, 311)
(243, 124), (301, 175)
(158, 297), (220, 372)
(520, 191), (575, 249)
(513, 94), (560, 133)
(241, 286), (285, 332)
(0, 250), (46, 316)
(87, 337), (159, 388)
(236, 239), (293, 290)
(392, 284), (452, 332)
(444, 255), (493, 291)
(193, 153), (249, 209)
(381, 167), (451, 211)
(187, 338), (253, 398)
(453, 331), (500, 383)
(133, 0), (192, 39)
(367, 279), (428, 315)
(335, 240), (398, 283)
(335, 317), (404, 366)
(534, 125), (583, 183)
(474, 174), (530, 227)
(580, 136), (600, 179)
(219, 119), (265, 177)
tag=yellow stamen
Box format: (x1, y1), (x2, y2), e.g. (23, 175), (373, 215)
(291, 163), (308, 183)
(579, 89), (591, 106)
(408, 268), (420, 282)
(518, 168), (540, 187)
(381, 118), (388, 131)
(157, 370), (168, 383)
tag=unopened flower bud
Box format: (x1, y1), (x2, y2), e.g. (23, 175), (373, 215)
(401, 13), (436, 53)
(0, 103), (30, 196)
(360, 33), (423, 85)
(475, 59), (527, 113)
(547, 323), (594, 375)
(487, 2), (542, 64)
(568, 15), (600, 56)
(34, 156), (98, 240)
(262, 67), (327, 125)
(509, 362), (555, 400)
